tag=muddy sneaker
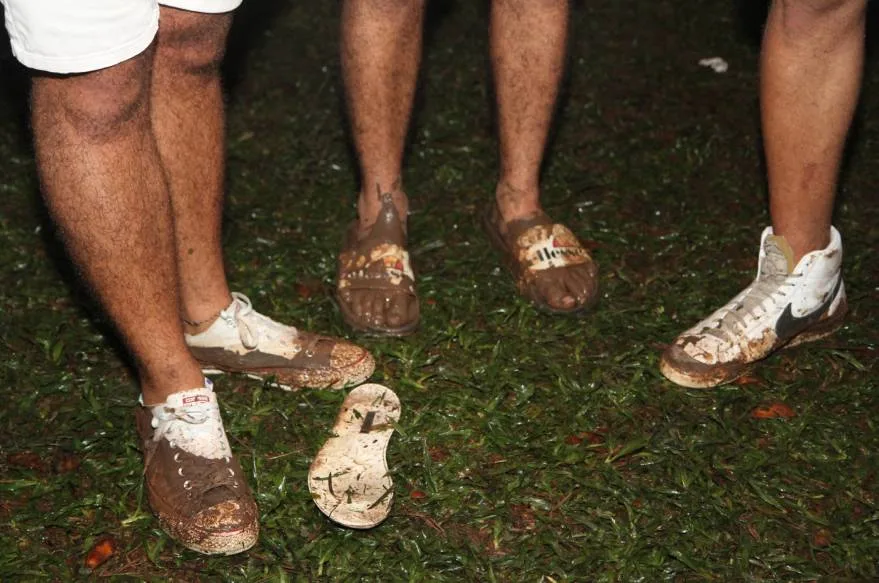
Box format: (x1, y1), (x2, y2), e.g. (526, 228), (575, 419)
(135, 379), (258, 555)
(660, 227), (847, 388)
(185, 293), (375, 390)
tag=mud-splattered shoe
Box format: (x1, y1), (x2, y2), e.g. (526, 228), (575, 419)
(185, 293), (375, 390)
(661, 227), (847, 388)
(308, 384), (401, 529)
(136, 380), (258, 555)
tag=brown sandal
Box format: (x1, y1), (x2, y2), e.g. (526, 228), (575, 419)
(483, 203), (599, 314)
(336, 195), (420, 336)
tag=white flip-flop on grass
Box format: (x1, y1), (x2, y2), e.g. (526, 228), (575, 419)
(308, 383), (401, 529)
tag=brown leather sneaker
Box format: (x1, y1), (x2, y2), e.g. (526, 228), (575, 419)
(185, 293), (375, 390)
(136, 381), (259, 555)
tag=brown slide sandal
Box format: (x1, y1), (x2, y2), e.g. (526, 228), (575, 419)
(483, 203), (599, 314)
(336, 194), (420, 336)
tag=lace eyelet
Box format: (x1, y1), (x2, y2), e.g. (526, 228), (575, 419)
(178, 468), (184, 477)
(169, 440), (176, 449)
(305, 349), (315, 358)
(173, 453), (181, 463)
(228, 468), (235, 477)
(183, 480), (192, 490)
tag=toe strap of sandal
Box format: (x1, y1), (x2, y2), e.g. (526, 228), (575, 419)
(514, 223), (592, 277)
(338, 242), (416, 295)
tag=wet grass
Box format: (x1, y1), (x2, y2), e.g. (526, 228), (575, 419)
(1, 0), (878, 580)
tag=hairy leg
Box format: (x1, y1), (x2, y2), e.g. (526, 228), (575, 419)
(492, 0), (568, 218)
(31, 49), (204, 405)
(338, 0), (425, 332)
(342, 0), (425, 224)
(762, 0), (867, 261)
(152, 7), (234, 330)
(491, 0), (595, 311)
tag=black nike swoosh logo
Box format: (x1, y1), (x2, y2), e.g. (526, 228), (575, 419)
(774, 275), (843, 340)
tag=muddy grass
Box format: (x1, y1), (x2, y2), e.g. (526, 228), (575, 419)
(1, 0), (877, 580)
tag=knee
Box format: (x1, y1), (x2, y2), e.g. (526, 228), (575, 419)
(155, 12), (231, 78)
(33, 52), (151, 143)
(775, 0), (867, 36)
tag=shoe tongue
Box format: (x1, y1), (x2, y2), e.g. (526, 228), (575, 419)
(160, 381), (216, 412)
(762, 234), (795, 276)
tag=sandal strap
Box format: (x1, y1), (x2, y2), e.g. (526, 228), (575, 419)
(515, 223), (592, 275)
(340, 243), (414, 286)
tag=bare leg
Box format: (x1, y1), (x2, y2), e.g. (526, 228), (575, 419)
(762, 0), (866, 262)
(151, 7), (234, 330)
(338, 0), (425, 332)
(492, 0), (595, 311)
(31, 49), (204, 405)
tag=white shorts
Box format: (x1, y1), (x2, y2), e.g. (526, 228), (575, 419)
(1, 0), (242, 74)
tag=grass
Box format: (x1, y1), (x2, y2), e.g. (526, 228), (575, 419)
(1, 0), (878, 580)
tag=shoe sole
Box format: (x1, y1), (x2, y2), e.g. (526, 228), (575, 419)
(159, 516), (259, 556)
(660, 300), (847, 389)
(308, 383), (401, 529)
(198, 351), (375, 391)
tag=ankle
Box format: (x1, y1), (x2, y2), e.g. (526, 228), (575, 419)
(357, 187), (409, 231)
(139, 363), (207, 406)
(495, 180), (541, 223)
(181, 295), (232, 335)
(774, 229), (832, 265)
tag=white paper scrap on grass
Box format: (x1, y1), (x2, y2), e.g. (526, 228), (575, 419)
(698, 57), (729, 73)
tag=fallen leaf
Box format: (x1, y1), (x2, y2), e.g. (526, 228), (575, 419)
(84, 536), (117, 570)
(734, 374), (763, 386)
(751, 402), (796, 419)
(53, 452), (81, 474)
(812, 528), (832, 547)
(428, 447), (450, 463)
(410, 490), (427, 500)
(7, 452), (47, 472)
(509, 504), (536, 530)
(564, 434), (583, 445)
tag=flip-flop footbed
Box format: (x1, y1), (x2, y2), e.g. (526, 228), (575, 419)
(308, 383), (402, 529)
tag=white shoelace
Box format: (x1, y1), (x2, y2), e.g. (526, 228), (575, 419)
(218, 292), (300, 351)
(150, 390), (232, 461)
(701, 273), (799, 347)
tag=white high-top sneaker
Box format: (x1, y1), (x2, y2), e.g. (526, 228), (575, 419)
(660, 227), (847, 388)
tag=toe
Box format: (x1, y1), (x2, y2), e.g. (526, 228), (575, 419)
(567, 265), (597, 305)
(536, 275), (575, 310)
(371, 295), (388, 328)
(356, 291), (372, 321)
(385, 295), (407, 328)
